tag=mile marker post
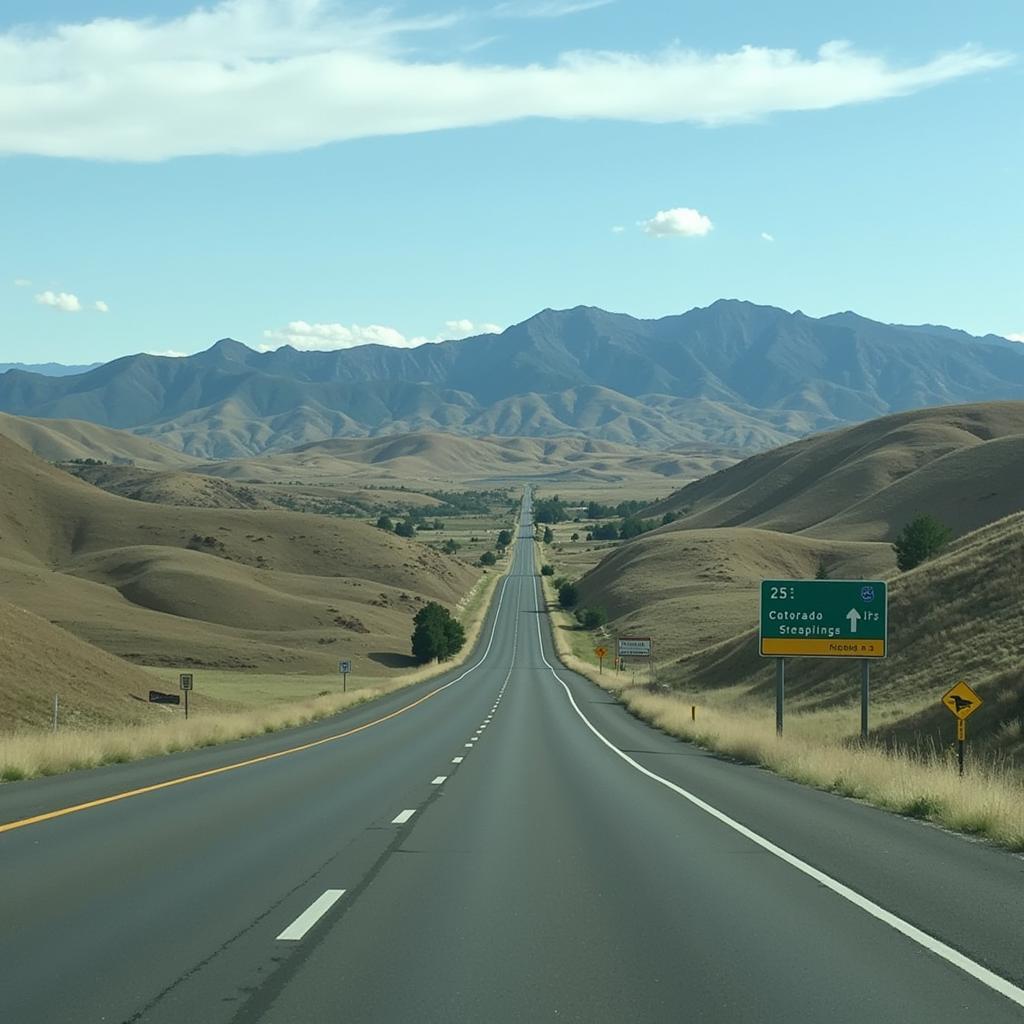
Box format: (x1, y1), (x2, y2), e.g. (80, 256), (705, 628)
(179, 673), (194, 719)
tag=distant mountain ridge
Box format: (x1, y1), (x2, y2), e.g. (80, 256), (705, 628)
(0, 360), (101, 376)
(2, 301), (1023, 457)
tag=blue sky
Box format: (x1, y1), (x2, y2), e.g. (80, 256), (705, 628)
(1, 1), (1021, 363)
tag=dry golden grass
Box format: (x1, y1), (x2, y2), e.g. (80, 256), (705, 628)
(0, 540), (507, 782)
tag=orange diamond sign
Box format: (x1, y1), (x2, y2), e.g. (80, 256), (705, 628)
(941, 680), (982, 721)
(594, 646), (608, 659)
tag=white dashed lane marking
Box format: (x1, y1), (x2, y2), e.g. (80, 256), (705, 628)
(276, 890), (346, 941)
(391, 809), (416, 825)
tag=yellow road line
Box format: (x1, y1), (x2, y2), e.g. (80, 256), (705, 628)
(0, 680), (456, 836)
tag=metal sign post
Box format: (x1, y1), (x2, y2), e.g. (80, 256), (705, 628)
(776, 658), (785, 735)
(339, 660), (352, 692)
(594, 646), (608, 673)
(760, 580), (887, 738)
(179, 673), (193, 719)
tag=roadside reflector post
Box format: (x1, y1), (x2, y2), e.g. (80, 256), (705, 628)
(776, 658), (785, 736)
(957, 719), (966, 777)
(52, 694), (59, 733)
(861, 659), (870, 741)
(691, 705), (696, 723)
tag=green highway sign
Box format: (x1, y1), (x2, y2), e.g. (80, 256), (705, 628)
(759, 579), (887, 658)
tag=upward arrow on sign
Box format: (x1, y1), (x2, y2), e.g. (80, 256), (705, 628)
(846, 609), (861, 633)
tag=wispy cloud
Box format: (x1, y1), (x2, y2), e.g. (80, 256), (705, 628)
(761, 231), (775, 242)
(94, 300), (110, 313)
(492, 0), (614, 18)
(147, 349), (189, 357)
(261, 317), (503, 352)
(13, 278), (31, 287)
(0, 2), (1009, 161)
(1007, 332), (1024, 342)
(35, 290), (82, 312)
(640, 207), (713, 238)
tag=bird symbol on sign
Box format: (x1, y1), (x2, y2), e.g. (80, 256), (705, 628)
(948, 695), (974, 713)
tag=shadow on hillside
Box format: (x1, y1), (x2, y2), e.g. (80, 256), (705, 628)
(368, 651), (419, 669)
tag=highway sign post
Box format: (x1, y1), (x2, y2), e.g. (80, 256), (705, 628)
(617, 636), (652, 684)
(594, 646), (608, 673)
(941, 680), (982, 777)
(759, 580), (887, 737)
(339, 660), (352, 692)
(179, 673), (193, 719)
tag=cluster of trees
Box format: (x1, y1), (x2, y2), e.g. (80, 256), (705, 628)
(555, 580), (607, 630)
(376, 514), (445, 537)
(534, 496), (570, 524)
(583, 499), (648, 519)
(411, 602), (466, 664)
(587, 512), (676, 542)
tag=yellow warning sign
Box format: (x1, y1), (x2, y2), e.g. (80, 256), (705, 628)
(941, 680), (982, 721)
(594, 646), (608, 660)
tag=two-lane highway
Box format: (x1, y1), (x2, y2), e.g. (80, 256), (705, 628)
(2, 491), (1024, 1022)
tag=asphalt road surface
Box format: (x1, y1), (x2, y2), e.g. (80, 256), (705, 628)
(2, 492), (1024, 1022)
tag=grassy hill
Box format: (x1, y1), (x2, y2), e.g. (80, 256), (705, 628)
(648, 402), (1024, 541)
(0, 437), (479, 722)
(564, 401), (1024, 667)
(0, 599), (169, 730)
(577, 525), (893, 662)
(674, 511), (1024, 757)
(0, 412), (197, 469)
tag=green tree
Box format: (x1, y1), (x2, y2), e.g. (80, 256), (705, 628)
(480, 550), (497, 566)
(394, 519), (417, 538)
(497, 529), (513, 548)
(591, 522), (618, 541)
(411, 602), (466, 663)
(375, 514), (394, 531)
(558, 581), (579, 608)
(661, 511), (679, 526)
(576, 606), (607, 630)
(442, 538), (460, 555)
(892, 514), (953, 571)
(570, 532), (580, 542)
(543, 526), (554, 544)
(540, 563), (555, 576)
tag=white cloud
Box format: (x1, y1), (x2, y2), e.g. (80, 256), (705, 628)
(761, 231), (775, 242)
(0, 3), (1008, 161)
(13, 278), (31, 287)
(147, 349), (189, 357)
(261, 318), (503, 352)
(493, 1), (614, 17)
(35, 290), (82, 312)
(611, 225), (625, 233)
(94, 299), (109, 313)
(1007, 332), (1024, 342)
(640, 207), (713, 238)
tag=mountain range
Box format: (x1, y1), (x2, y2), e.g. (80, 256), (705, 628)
(3, 301), (1023, 458)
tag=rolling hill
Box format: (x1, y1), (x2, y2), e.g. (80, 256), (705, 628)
(648, 401), (1024, 541)
(3, 301), (1023, 457)
(0, 437), (479, 722)
(674, 511), (1024, 756)
(570, 401), (1024, 664)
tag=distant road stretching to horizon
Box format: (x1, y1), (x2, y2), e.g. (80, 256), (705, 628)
(2, 490), (1023, 1022)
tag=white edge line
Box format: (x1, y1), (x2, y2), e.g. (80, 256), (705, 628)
(431, 776), (447, 784)
(276, 889), (346, 941)
(531, 579), (1024, 1010)
(392, 809), (416, 824)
